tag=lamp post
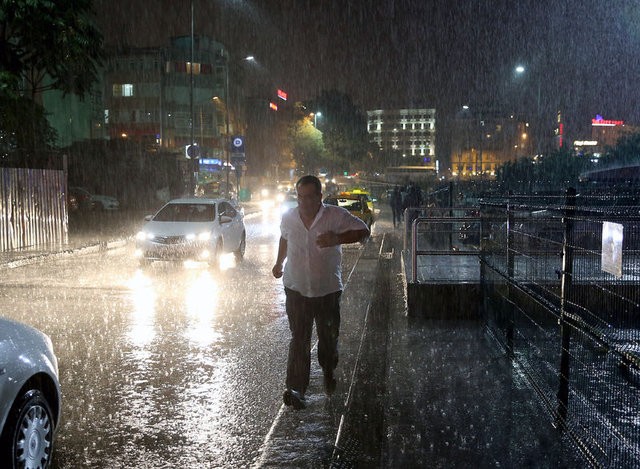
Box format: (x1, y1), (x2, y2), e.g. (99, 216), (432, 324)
(222, 55), (255, 199)
(461, 105), (484, 178)
(311, 111), (322, 127)
(188, 0), (196, 196)
(514, 64), (541, 155)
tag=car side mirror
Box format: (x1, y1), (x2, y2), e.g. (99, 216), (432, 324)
(220, 215), (233, 224)
(144, 214), (153, 221)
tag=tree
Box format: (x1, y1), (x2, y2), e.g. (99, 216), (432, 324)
(288, 102), (325, 175)
(0, 94), (57, 166)
(308, 90), (370, 174)
(599, 133), (640, 167)
(496, 148), (592, 193)
(0, 0), (104, 166)
(0, 0), (105, 99)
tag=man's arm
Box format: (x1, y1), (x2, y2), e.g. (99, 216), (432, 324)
(272, 237), (288, 278)
(316, 228), (370, 248)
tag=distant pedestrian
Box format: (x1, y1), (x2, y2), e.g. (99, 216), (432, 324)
(272, 175), (370, 410)
(404, 183), (423, 228)
(389, 186), (403, 228)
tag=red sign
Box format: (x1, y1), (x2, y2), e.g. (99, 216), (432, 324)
(277, 89), (288, 101)
(592, 116), (624, 127)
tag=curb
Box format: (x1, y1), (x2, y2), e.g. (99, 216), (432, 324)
(1, 237), (130, 269)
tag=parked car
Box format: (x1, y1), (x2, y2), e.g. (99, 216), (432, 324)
(135, 198), (246, 267)
(69, 187), (120, 211)
(324, 193), (374, 228)
(0, 317), (61, 468)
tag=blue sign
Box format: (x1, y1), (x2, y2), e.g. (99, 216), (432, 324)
(231, 136), (245, 153)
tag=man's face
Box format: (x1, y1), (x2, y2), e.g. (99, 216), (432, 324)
(296, 183), (322, 216)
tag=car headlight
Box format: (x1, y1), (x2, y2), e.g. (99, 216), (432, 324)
(136, 231), (150, 241)
(198, 232), (211, 241)
(276, 193), (285, 202)
(186, 233), (196, 241)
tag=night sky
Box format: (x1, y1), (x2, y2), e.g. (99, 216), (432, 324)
(94, 0), (640, 142)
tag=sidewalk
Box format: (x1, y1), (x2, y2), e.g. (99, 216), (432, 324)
(331, 211), (584, 468)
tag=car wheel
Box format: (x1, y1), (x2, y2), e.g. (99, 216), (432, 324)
(0, 389), (55, 468)
(234, 232), (246, 261)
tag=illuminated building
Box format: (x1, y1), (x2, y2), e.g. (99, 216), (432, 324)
(366, 108), (437, 171)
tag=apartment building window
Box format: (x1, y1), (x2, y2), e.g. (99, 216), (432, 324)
(112, 83), (134, 97)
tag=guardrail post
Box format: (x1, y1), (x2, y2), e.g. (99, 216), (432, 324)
(506, 199), (515, 357)
(556, 187), (576, 427)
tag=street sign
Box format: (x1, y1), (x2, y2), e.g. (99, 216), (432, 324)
(186, 144), (199, 159)
(231, 136), (245, 153)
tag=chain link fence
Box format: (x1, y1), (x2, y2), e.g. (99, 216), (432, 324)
(480, 190), (640, 467)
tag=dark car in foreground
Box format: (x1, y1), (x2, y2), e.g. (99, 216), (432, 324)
(0, 317), (61, 468)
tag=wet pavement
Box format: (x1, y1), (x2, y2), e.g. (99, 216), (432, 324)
(0, 204), (586, 467)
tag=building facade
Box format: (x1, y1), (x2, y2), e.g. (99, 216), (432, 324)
(366, 108), (437, 171)
(450, 111), (530, 179)
(103, 36), (233, 158)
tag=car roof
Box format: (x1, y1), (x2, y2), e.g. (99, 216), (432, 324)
(330, 193), (361, 200)
(165, 197), (225, 204)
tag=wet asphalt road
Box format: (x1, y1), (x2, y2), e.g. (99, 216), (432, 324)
(0, 207), (362, 467)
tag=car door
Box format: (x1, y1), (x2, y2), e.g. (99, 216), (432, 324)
(218, 201), (242, 251)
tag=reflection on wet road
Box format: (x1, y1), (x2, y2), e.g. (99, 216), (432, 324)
(0, 206), (362, 467)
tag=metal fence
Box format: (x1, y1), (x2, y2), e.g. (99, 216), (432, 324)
(0, 167), (68, 250)
(480, 190), (640, 468)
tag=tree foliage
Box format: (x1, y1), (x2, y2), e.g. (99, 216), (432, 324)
(288, 103), (325, 174)
(0, 94), (57, 166)
(308, 90), (370, 174)
(0, 0), (105, 99)
(599, 133), (640, 167)
(496, 148), (591, 193)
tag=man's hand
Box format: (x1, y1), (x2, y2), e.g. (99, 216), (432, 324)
(316, 231), (339, 248)
(272, 263), (284, 278)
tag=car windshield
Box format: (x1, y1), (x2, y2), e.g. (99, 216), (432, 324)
(153, 203), (215, 222)
(337, 199), (361, 211)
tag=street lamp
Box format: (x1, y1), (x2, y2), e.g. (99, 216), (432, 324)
(514, 64), (541, 154)
(311, 111), (322, 127)
(222, 54), (256, 199)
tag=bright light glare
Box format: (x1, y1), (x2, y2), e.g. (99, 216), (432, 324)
(185, 270), (220, 347)
(260, 200), (275, 211)
(515, 65), (525, 74)
(136, 231), (148, 241)
(126, 270), (156, 347)
(219, 253), (236, 271)
(198, 232), (211, 241)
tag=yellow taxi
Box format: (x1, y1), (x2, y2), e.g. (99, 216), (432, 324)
(323, 192), (374, 228)
(345, 188), (374, 212)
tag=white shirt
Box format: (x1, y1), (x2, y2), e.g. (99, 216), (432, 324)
(281, 204), (368, 297)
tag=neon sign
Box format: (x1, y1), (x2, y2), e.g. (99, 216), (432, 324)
(592, 115), (624, 127)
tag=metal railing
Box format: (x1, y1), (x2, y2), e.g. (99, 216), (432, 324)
(480, 190), (640, 468)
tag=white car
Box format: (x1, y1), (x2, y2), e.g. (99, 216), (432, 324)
(0, 317), (61, 468)
(135, 198), (246, 266)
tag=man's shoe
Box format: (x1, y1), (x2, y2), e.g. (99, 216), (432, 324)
(283, 389), (307, 410)
(323, 370), (337, 396)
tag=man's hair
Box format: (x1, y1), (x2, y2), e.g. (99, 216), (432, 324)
(296, 175), (322, 194)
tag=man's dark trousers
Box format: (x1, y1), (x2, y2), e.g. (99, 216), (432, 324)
(284, 287), (341, 395)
